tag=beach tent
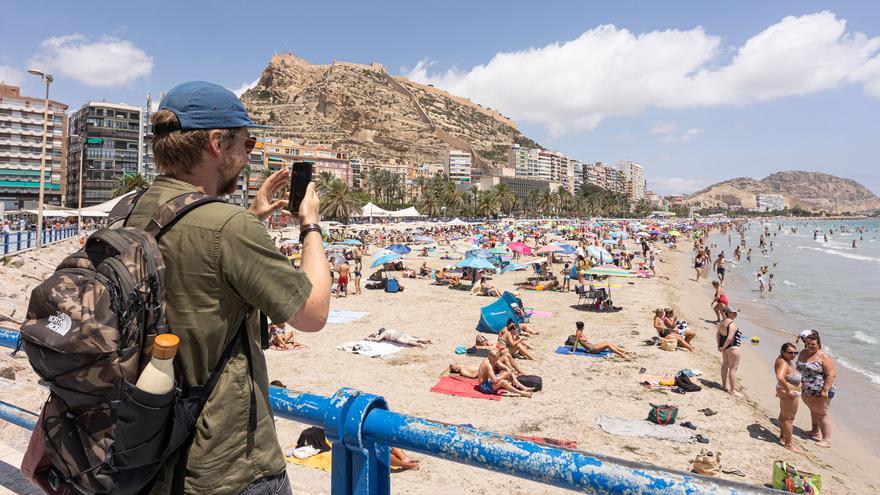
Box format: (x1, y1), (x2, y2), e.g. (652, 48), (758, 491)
(390, 206), (422, 218)
(446, 218), (468, 226)
(360, 202), (393, 217)
(476, 296), (518, 334)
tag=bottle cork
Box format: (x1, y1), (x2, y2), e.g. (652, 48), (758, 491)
(152, 334), (180, 360)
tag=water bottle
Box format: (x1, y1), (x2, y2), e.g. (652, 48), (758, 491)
(135, 334), (179, 395)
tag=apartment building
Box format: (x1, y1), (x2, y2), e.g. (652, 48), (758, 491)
(446, 148), (472, 184)
(66, 102), (140, 207)
(616, 160), (646, 202)
(0, 84), (67, 210)
(507, 144), (530, 177)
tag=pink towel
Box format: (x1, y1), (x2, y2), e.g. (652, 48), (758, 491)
(429, 376), (502, 401)
(526, 310), (553, 318)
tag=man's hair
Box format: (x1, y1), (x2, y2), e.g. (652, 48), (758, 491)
(151, 109), (239, 176)
(576, 321), (584, 329)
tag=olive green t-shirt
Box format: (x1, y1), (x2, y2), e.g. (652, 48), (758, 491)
(126, 176), (311, 494)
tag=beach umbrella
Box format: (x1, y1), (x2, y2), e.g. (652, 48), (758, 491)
(586, 246), (613, 261)
(453, 241), (480, 253)
(466, 249), (494, 259)
(601, 238), (617, 245)
(342, 239), (362, 245)
(506, 242), (533, 255)
(328, 253), (346, 266)
(501, 263), (526, 273)
(536, 244), (564, 254)
(489, 246), (510, 255)
(519, 256), (544, 265)
(583, 232), (597, 238)
(456, 257), (495, 270)
(372, 249), (393, 258)
(669, 230), (682, 237)
(415, 235), (436, 243)
(610, 231), (628, 239)
(386, 244), (412, 255)
(553, 243), (577, 255)
(585, 264), (635, 278)
(371, 253), (401, 268)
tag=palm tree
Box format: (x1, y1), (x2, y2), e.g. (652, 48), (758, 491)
(111, 173), (150, 197)
(417, 192), (443, 218)
(315, 171), (337, 193)
(240, 164), (252, 208)
(493, 183), (516, 215)
(468, 185), (480, 209)
(319, 178), (360, 222)
(477, 191), (501, 217)
(537, 190), (556, 216)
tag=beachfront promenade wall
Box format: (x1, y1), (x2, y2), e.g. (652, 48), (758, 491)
(0, 331), (782, 495)
(1, 226), (79, 255)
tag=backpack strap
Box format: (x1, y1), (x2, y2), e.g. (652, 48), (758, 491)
(144, 192), (226, 240)
(106, 188), (149, 228)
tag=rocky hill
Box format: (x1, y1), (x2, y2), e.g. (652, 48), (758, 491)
(241, 53), (541, 170)
(687, 171), (880, 213)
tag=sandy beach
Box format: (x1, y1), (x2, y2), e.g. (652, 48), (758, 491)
(1, 236), (878, 494)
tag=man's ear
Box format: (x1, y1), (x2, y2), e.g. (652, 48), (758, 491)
(207, 130), (225, 157)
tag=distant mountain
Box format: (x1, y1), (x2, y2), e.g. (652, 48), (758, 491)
(686, 171), (880, 213)
(240, 53), (541, 170)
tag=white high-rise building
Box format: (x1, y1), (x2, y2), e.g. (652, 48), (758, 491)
(616, 160), (646, 202)
(446, 148), (472, 184)
(508, 144), (529, 177)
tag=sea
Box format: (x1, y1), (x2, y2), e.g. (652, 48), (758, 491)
(705, 219), (880, 453)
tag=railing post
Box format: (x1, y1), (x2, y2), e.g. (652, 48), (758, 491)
(2, 232), (7, 255)
(16, 231), (22, 251)
(27, 230), (32, 249)
(324, 388), (390, 495)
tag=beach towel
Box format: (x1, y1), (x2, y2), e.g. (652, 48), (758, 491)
(526, 310), (553, 318)
(429, 376), (502, 401)
(337, 341), (404, 358)
(286, 450), (332, 472)
(639, 374), (676, 390)
(554, 346), (613, 358)
(327, 309), (369, 324)
(596, 415), (693, 444)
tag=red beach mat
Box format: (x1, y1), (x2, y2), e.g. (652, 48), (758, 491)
(429, 376), (502, 401)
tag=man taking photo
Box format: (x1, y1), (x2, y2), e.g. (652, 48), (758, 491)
(126, 81), (329, 494)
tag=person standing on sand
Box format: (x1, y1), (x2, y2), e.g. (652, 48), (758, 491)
(797, 330), (836, 448)
(716, 307), (743, 397)
(713, 252), (728, 285)
(710, 281), (729, 323)
(775, 342), (802, 453)
(693, 252), (706, 282)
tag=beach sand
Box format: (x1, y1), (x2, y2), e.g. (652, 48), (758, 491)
(1, 238), (877, 494)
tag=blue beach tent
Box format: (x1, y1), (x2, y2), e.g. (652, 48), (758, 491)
(476, 296), (518, 334)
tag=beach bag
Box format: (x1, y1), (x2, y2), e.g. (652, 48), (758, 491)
(772, 461), (821, 494)
(675, 372), (702, 392)
(691, 449), (721, 477)
(385, 278), (400, 293)
(660, 336), (678, 351)
(18, 190), (255, 495)
(518, 375), (543, 392)
(647, 404), (678, 425)
(564, 334), (576, 346)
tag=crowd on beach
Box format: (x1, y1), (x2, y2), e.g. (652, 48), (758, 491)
(266, 215), (845, 466)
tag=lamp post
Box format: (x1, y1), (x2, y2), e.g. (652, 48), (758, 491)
(27, 69), (53, 248)
(70, 134), (86, 233)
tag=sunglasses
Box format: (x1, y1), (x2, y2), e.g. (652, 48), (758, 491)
(244, 136), (257, 153)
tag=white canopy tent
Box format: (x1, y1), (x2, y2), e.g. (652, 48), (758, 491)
(389, 206), (422, 218)
(446, 218), (469, 226)
(360, 202), (393, 218)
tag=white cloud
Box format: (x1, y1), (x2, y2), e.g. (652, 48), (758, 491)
(29, 34), (153, 87)
(0, 64), (23, 86)
(649, 123), (703, 143)
(407, 11), (880, 135)
(649, 177), (710, 195)
(232, 78), (259, 98)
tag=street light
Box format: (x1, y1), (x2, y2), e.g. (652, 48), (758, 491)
(27, 69), (54, 248)
(70, 134), (86, 233)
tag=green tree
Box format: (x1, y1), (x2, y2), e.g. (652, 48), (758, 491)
(315, 171), (337, 193)
(477, 191), (501, 217)
(416, 191), (443, 218)
(493, 183), (516, 214)
(111, 173), (150, 197)
(319, 178), (361, 222)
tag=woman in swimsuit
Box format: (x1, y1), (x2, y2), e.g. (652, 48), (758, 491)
(570, 321), (631, 360)
(775, 342), (802, 453)
(710, 281), (729, 323)
(716, 306), (743, 396)
(693, 253), (705, 282)
(797, 330), (836, 448)
(652, 309), (669, 337)
(498, 320), (535, 360)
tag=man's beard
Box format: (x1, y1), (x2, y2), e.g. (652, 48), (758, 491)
(217, 153), (244, 196)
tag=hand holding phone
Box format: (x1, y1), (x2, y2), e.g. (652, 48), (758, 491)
(288, 161), (313, 214)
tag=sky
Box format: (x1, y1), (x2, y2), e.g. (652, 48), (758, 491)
(1, 1), (879, 195)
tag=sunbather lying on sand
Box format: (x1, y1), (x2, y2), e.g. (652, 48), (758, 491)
(438, 267), (461, 285)
(366, 327), (432, 347)
(571, 321), (632, 360)
(477, 349), (533, 398)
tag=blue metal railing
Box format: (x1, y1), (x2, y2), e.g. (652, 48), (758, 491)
(0, 330), (781, 494)
(1, 226), (80, 255)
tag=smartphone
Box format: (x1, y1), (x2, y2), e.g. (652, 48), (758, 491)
(288, 161), (313, 214)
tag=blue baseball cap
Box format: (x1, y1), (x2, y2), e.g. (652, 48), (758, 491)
(156, 81), (265, 133)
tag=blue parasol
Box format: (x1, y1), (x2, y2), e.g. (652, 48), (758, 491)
(371, 253), (401, 268)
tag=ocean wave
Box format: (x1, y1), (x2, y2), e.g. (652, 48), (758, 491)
(782, 280), (796, 286)
(836, 357), (880, 385)
(795, 246), (880, 263)
(853, 331), (879, 345)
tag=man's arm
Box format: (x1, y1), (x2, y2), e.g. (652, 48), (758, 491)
(289, 182), (330, 332)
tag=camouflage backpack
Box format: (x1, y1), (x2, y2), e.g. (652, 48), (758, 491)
(19, 189), (229, 494)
